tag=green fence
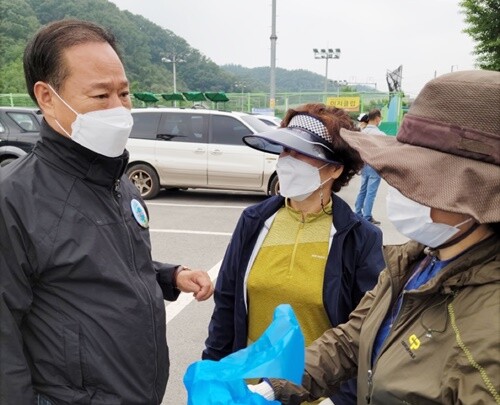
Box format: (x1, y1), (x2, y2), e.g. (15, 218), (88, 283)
(223, 91), (396, 119)
(0, 94), (37, 107)
(1, 91), (405, 133)
(1, 91), (400, 111)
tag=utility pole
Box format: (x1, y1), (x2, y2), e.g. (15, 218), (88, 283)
(269, 0), (277, 112)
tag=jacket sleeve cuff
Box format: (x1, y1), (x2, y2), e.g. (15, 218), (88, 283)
(154, 261), (181, 301)
(248, 381), (275, 400)
(268, 377), (313, 404)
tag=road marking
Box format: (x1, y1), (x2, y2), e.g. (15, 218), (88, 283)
(147, 202), (248, 209)
(150, 229), (232, 236)
(166, 260), (222, 324)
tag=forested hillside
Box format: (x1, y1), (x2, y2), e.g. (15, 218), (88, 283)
(0, 0), (239, 93)
(0, 0), (353, 95)
(223, 65), (331, 93)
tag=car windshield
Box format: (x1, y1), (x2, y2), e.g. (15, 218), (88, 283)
(240, 115), (273, 133)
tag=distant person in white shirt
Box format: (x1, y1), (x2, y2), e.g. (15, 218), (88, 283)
(357, 112), (368, 130)
(354, 109), (386, 225)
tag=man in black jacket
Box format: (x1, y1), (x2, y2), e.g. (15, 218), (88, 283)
(0, 19), (213, 405)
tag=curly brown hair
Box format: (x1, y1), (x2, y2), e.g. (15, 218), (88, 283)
(281, 103), (364, 192)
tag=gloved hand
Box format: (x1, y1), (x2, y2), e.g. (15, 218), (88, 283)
(247, 381), (275, 401)
(267, 378), (316, 405)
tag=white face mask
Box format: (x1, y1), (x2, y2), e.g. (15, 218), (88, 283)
(276, 155), (329, 201)
(386, 186), (472, 248)
(48, 84), (133, 157)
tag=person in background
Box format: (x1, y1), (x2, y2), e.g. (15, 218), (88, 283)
(354, 109), (386, 225)
(357, 112), (368, 130)
(0, 19), (213, 405)
(250, 70), (500, 405)
(203, 103), (385, 405)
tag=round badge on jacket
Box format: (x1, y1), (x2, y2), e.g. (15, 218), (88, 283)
(131, 199), (149, 228)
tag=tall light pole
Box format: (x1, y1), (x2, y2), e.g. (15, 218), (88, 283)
(235, 82), (246, 111)
(269, 0), (277, 112)
(161, 54), (185, 94)
(162, 54), (185, 107)
(333, 79), (349, 96)
(313, 48), (341, 94)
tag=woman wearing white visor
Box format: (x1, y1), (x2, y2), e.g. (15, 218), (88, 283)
(203, 103), (386, 405)
(250, 70), (500, 404)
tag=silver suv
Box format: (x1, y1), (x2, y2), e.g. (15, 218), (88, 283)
(126, 108), (280, 199)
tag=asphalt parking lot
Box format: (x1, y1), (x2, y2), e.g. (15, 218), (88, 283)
(149, 175), (407, 404)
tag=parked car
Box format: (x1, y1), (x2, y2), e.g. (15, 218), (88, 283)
(254, 114), (282, 127)
(0, 107), (43, 167)
(126, 108), (280, 199)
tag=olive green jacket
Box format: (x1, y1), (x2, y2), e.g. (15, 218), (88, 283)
(272, 236), (500, 404)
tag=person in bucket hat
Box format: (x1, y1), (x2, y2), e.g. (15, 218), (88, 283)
(249, 70), (500, 404)
(203, 104), (386, 405)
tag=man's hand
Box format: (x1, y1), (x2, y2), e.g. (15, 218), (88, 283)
(175, 267), (214, 301)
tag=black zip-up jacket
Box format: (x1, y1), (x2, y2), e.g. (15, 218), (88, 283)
(0, 121), (180, 405)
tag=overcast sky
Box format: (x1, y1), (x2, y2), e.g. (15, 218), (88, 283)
(109, 0), (476, 97)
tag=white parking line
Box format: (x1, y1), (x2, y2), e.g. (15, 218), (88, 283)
(150, 229), (232, 236)
(147, 202), (248, 210)
(166, 260), (222, 324)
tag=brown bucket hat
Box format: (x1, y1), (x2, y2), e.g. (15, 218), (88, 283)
(340, 70), (500, 223)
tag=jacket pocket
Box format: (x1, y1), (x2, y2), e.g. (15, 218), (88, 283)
(63, 323), (83, 388)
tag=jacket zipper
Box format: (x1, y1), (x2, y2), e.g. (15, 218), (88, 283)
(366, 369), (373, 404)
(365, 260), (403, 404)
(366, 288), (410, 403)
(366, 255), (436, 404)
(112, 179), (160, 404)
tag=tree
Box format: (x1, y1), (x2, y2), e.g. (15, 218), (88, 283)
(460, 0), (500, 71)
(0, 0), (239, 94)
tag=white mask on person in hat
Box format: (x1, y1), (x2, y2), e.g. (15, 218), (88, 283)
(277, 155), (329, 201)
(48, 84), (133, 157)
(386, 186), (472, 248)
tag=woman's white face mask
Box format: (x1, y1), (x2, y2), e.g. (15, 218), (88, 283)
(276, 155), (330, 201)
(386, 186), (472, 248)
(48, 84), (133, 157)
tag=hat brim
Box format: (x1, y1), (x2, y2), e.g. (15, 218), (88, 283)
(243, 127), (342, 165)
(340, 128), (500, 223)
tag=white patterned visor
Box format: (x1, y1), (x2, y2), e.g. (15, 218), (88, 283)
(243, 114), (343, 164)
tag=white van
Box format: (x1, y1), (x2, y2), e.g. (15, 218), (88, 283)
(126, 108), (280, 199)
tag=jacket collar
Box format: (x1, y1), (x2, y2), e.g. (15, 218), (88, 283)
(440, 235), (500, 292)
(34, 120), (129, 188)
(384, 235), (500, 293)
(244, 193), (360, 232)
(331, 193), (361, 232)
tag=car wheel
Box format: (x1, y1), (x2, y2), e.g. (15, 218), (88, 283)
(269, 175), (280, 196)
(126, 164), (160, 200)
(0, 157), (17, 167)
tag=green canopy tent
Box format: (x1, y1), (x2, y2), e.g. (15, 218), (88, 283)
(133, 92), (159, 105)
(161, 92), (186, 101)
(182, 92), (207, 102)
(204, 92), (229, 109)
(161, 92), (186, 106)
